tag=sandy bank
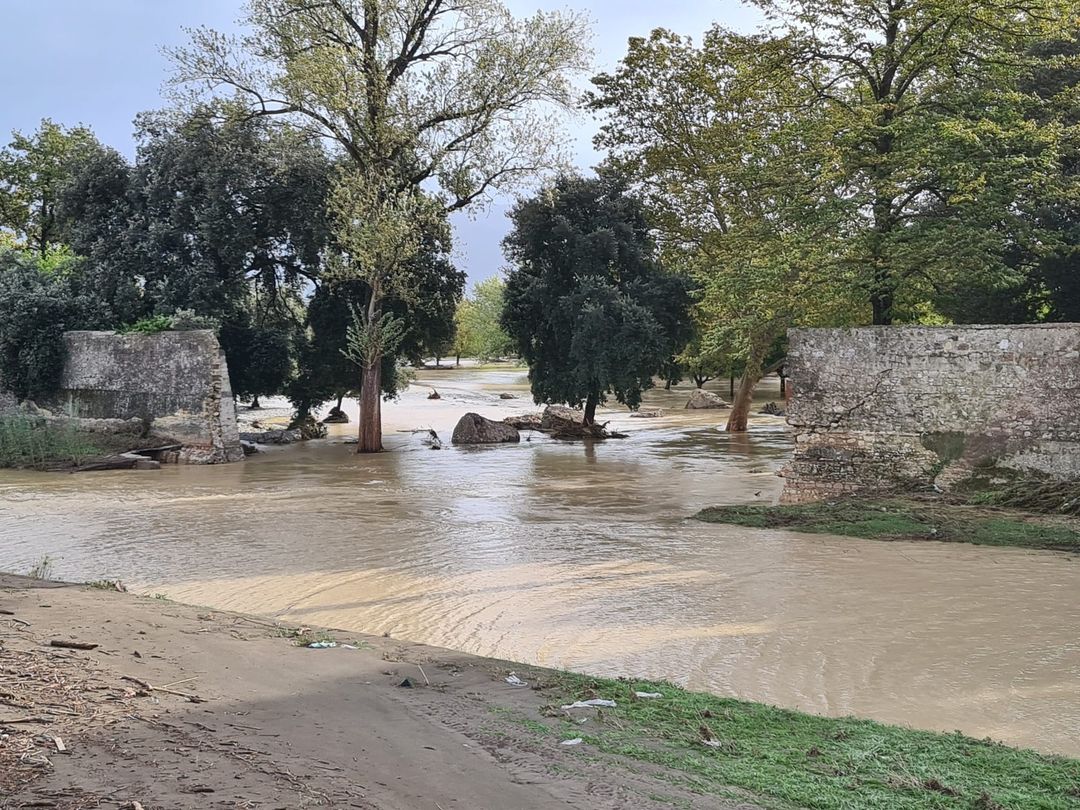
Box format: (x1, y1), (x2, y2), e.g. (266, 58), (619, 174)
(0, 574), (742, 810)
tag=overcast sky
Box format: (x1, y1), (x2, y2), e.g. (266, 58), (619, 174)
(0, 1), (761, 286)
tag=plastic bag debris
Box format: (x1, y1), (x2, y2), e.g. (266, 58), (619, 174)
(307, 641), (337, 648)
(635, 691), (662, 699)
(341, 644), (359, 650)
(504, 672), (528, 687)
(560, 738), (583, 746)
(561, 699), (616, 710)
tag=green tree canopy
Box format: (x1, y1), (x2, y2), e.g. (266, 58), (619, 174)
(0, 119), (103, 259)
(502, 174), (692, 424)
(170, 0), (590, 452)
(454, 277), (514, 363)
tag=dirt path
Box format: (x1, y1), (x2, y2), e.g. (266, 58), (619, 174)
(0, 575), (753, 809)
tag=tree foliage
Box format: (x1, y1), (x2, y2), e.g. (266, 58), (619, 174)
(0, 120), (102, 259)
(169, 0), (590, 451)
(502, 175), (692, 424)
(454, 277), (514, 362)
(0, 250), (87, 401)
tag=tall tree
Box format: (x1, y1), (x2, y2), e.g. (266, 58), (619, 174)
(754, 0), (1073, 324)
(502, 174), (692, 425)
(63, 107), (334, 399)
(0, 120), (102, 259)
(170, 0), (589, 451)
(591, 28), (861, 430)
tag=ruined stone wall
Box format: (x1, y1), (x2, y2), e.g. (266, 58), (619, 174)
(781, 325), (1080, 503)
(52, 331), (243, 464)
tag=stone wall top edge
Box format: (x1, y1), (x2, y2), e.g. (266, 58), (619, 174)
(789, 323), (1080, 337)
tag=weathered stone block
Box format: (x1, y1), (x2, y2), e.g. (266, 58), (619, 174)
(781, 324), (1080, 502)
(52, 331), (243, 464)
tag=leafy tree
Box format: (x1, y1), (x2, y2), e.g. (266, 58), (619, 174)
(752, 0), (1074, 325)
(0, 249), (88, 400)
(591, 28), (861, 430)
(60, 107), (334, 400)
(502, 175), (692, 424)
(170, 0), (589, 451)
(454, 277), (514, 363)
(220, 322), (295, 407)
(0, 120), (102, 258)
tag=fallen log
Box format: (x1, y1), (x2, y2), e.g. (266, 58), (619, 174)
(49, 640), (99, 650)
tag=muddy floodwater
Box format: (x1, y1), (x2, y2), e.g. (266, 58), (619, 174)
(1, 367), (1078, 757)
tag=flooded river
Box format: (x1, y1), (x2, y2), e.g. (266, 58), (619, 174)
(1, 368), (1078, 756)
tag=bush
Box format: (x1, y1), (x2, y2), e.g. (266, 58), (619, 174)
(118, 314), (174, 334)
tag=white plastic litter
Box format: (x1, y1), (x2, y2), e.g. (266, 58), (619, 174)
(341, 644), (359, 650)
(702, 739), (722, 748)
(635, 691), (663, 699)
(560, 738), (584, 746)
(561, 699), (617, 710)
(504, 672), (528, 687)
(307, 641), (338, 648)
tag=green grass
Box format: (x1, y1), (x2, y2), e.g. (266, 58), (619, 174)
(545, 673), (1080, 809)
(694, 499), (1080, 552)
(0, 415), (104, 469)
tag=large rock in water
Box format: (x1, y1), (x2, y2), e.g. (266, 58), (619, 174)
(452, 413), (521, 445)
(540, 405), (585, 432)
(685, 389), (729, 409)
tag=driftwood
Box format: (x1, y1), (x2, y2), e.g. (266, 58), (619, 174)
(49, 640), (98, 650)
(548, 421), (628, 441)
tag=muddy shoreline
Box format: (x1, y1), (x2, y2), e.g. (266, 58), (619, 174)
(0, 574), (743, 809)
(4, 574), (1079, 810)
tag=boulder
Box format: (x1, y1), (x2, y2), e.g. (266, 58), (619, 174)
(630, 408), (664, 418)
(685, 389), (729, 409)
(499, 393), (517, 400)
(540, 405), (585, 432)
(322, 407), (349, 424)
(452, 413), (521, 445)
(759, 401), (786, 416)
(428, 389), (441, 400)
(503, 413), (543, 431)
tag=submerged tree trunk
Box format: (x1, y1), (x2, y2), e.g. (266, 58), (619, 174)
(725, 369), (760, 433)
(357, 357), (383, 452)
(583, 392), (599, 426)
(250, 396), (261, 410)
(336, 393), (344, 412)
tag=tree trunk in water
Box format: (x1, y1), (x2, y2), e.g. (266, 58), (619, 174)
(779, 372), (786, 397)
(336, 393), (344, 411)
(729, 374), (735, 399)
(455, 354), (460, 367)
(664, 378), (672, 390)
(583, 393), (598, 426)
(725, 370), (760, 432)
(250, 396), (261, 410)
(356, 357), (383, 452)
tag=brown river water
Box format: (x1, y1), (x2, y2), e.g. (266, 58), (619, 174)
(1, 367), (1078, 756)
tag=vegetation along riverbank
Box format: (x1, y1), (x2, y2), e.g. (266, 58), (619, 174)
(695, 495), (1080, 553)
(2, 574), (1078, 809)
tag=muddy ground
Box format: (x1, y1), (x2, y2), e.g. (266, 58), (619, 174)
(0, 575), (754, 809)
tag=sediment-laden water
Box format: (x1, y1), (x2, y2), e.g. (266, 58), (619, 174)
(1, 368), (1077, 756)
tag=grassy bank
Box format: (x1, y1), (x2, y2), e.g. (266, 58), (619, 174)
(0, 415), (104, 469)
(540, 673), (1080, 809)
(693, 498), (1080, 553)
